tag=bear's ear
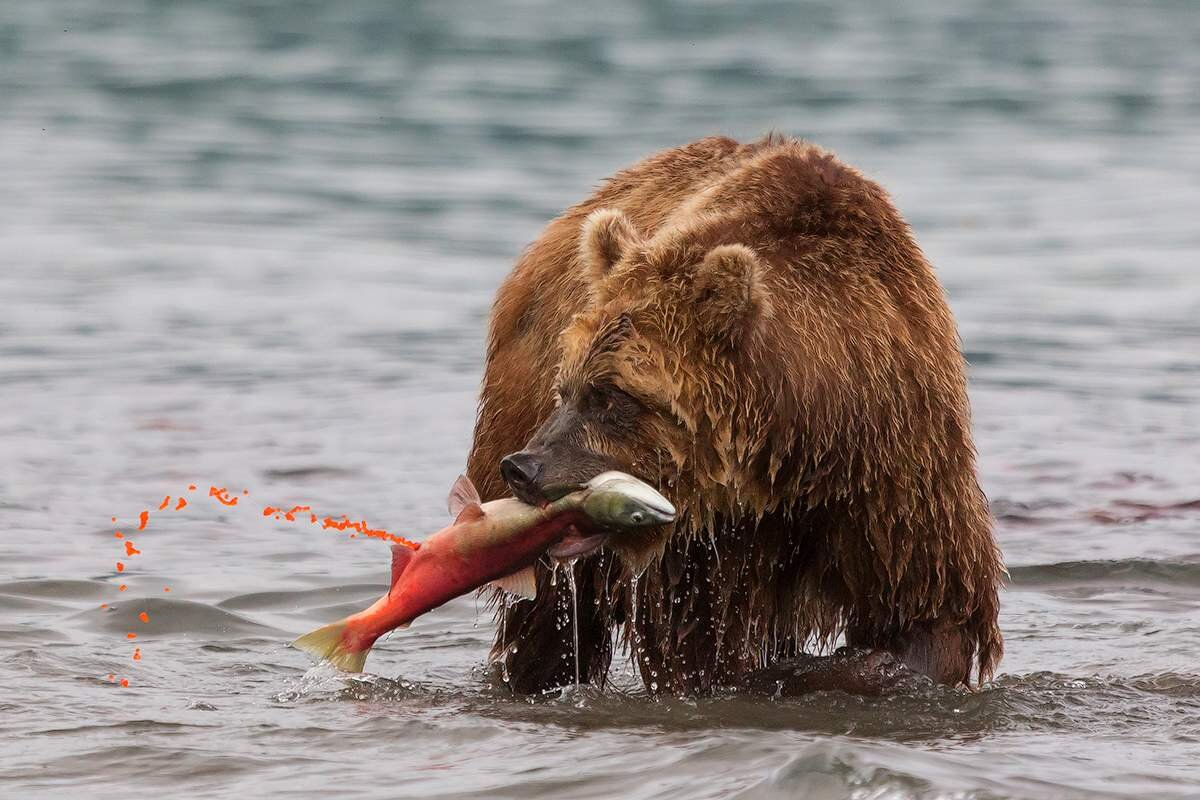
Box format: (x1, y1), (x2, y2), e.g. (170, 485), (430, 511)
(580, 208), (640, 288)
(692, 244), (772, 343)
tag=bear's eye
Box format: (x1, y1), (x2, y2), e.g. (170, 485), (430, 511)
(588, 384), (642, 426)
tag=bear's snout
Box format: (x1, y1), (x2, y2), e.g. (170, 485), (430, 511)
(500, 451), (544, 503)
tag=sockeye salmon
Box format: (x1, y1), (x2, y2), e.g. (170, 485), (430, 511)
(292, 471), (675, 672)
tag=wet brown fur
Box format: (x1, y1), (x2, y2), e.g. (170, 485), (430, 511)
(466, 135), (1003, 695)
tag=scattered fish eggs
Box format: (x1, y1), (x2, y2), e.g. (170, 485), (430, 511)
(102, 481), (418, 689)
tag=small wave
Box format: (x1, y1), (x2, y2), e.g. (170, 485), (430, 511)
(70, 597), (280, 637)
(0, 594), (72, 614)
(0, 579), (109, 601)
(35, 719), (208, 738)
(1008, 558), (1200, 593)
(2, 742), (282, 788)
(0, 626), (70, 644)
(217, 583), (382, 612)
(1086, 499), (1200, 525)
(733, 742), (974, 800)
(261, 466), (362, 481)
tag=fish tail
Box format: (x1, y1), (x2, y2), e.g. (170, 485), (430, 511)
(292, 619), (370, 673)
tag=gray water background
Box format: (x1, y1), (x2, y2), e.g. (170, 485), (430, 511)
(2, 1), (1199, 798)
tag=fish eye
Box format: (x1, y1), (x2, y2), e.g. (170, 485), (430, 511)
(631, 511), (645, 523)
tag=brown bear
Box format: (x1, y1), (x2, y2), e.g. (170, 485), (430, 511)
(465, 134), (1003, 696)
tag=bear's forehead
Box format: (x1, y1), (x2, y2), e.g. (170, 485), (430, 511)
(629, 234), (710, 278)
(561, 311), (627, 365)
(598, 254), (700, 320)
(560, 306), (682, 382)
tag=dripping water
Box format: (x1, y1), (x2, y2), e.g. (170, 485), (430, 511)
(629, 570), (643, 681)
(565, 557), (580, 686)
(497, 594), (510, 684)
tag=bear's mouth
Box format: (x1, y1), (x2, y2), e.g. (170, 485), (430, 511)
(537, 482), (585, 502)
(536, 482), (612, 559)
(548, 524), (608, 559)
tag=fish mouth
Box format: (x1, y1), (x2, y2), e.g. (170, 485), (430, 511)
(548, 524), (608, 559)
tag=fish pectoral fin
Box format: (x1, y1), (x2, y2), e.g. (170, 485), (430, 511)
(447, 473), (483, 518)
(489, 566), (537, 600)
(390, 544), (417, 589)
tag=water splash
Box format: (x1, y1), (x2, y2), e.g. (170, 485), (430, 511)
(274, 661), (357, 702)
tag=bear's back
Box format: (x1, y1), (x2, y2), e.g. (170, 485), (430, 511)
(499, 134), (925, 341)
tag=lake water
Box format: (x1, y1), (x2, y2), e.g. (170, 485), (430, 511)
(2, 1), (1199, 798)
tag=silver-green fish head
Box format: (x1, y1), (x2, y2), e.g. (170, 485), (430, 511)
(581, 471), (676, 529)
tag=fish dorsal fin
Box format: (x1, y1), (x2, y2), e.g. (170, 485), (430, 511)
(453, 503), (485, 525)
(488, 565), (537, 600)
(447, 474), (482, 518)
(390, 544), (416, 587)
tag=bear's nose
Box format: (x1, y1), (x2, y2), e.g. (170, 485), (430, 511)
(500, 451), (543, 497)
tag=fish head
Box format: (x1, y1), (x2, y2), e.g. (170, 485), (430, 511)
(581, 471), (676, 528)
(547, 471), (676, 561)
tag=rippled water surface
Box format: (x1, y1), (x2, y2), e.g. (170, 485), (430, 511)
(2, 2), (1199, 798)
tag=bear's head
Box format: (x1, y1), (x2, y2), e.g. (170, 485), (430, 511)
(500, 207), (776, 566)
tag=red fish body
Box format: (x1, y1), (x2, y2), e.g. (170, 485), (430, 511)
(293, 471), (675, 673)
(335, 503), (587, 661)
(293, 483), (589, 672)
